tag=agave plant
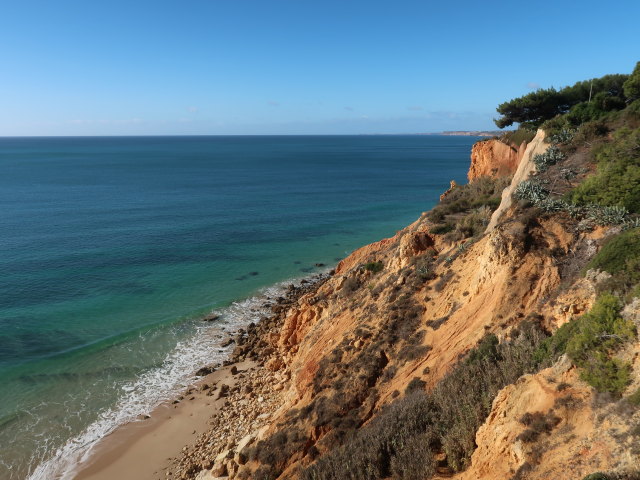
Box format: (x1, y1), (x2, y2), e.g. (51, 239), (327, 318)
(533, 146), (566, 172)
(537, 197), (569, 213)
(549, 128), (576, 145)
(622, 217), (640, 230)
(586, 205), (629, 225)
(514, 180), (549, 204)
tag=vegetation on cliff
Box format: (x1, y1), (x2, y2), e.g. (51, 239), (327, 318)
(494, 70), (635, 129)
(301, 325), (549, 480)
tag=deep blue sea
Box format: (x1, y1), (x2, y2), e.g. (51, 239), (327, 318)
(0, 135), (477, 479)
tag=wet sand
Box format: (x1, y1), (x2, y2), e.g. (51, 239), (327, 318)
(75, 361), (254, 480)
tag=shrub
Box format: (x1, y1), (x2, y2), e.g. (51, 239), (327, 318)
(341, 277), (360, 294)
(588, 228), (640, 299)
(624, 61), (640, 101)
(249, 428), (307, 475)
(415, 257), (436, 281)
(363, 261), (384, 273)
(535, 293), (637, 396)
(516, 411), (561, 443)
(430, 223), (454, 235)
(583, 474), (610, 480)
(399, 344), (432, 363)
(587, 228), (640, 274)
(300, 392), (437, 480)
(565, 294), (636, 394)
(431, 326), (547, 471)
(501, 128), (536, 147)
(427, 316), (448, 330)
(302, 326), (549, 479)
(405, 377), (427, 394)
(586, 205), (629, 225)
(570, 127), (640, 213)
(572, 120), (610, 145)
(627, 387), (640, 406)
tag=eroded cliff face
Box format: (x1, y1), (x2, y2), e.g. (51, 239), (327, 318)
(191, 133), (640, 480)
(467, 138), (528, 183)
(451, 299), (640, 480)
(236, 208), (613, 479)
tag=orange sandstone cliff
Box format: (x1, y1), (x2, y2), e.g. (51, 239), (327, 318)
(184, 133), (640, 480)
(468, 137), (528, 182)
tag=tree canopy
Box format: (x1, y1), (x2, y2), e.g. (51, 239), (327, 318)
(623, 61), (640, 101)
(494, 73), (630, 129)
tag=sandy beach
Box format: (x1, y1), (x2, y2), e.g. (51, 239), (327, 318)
(71, 275), (327, 480)
(74, 361), (253, 480)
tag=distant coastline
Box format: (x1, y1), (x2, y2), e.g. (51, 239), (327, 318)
(425, 130), (505, 137)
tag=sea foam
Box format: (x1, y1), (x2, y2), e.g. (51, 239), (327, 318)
(26, 278), (305, 480)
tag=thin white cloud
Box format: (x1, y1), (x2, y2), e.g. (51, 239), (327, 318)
(187, 106), (199, 113)
(526, 82), (540, 90)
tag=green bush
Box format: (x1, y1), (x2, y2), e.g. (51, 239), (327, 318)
(535, 294), (636, 395)
(363, 261), (384, 273)
(627, 387), (640, 406)
(590, 229), (640, 298)
(624, 61), (640, 101)
(578, 355), (632, 394)
(430, 223), (454, 235)
(587, 228), (640, 274)
(501, 128), (536, 147)
(583, 474), (610, 480)
(565, 294), (635, 394)
(571, 120), (610, 145)
(570, 127), (640, 213)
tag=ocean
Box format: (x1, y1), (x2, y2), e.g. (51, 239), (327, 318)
(0, 135), (477, 479)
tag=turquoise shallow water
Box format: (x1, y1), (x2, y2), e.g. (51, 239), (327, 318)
(0, 135), (477, 479)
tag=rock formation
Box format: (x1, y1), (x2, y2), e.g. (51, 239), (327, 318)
(468, 137), (528, 182)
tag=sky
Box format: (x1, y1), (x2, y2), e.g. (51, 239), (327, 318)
(1, 0), (639, 136)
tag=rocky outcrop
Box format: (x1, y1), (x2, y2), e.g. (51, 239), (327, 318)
(440, 180), (458, 202)
(486, 129), (548, 231)
(468, 138), (528, 182)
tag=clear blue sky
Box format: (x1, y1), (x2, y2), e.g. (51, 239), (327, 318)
(1, 0), (638, 135)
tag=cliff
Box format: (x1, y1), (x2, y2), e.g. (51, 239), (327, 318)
(467, 137), (528, 182)
(170, 128), (640, 480)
